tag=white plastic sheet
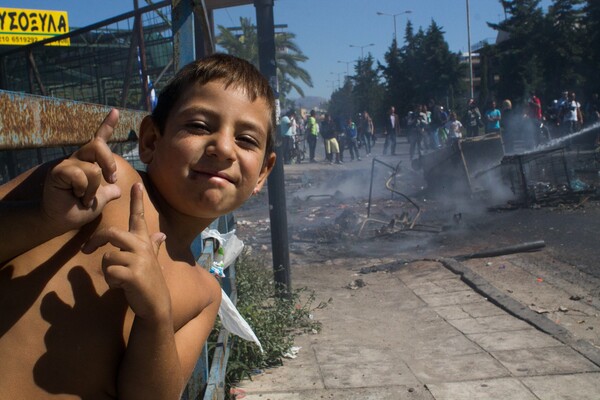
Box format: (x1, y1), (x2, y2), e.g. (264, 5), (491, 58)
(201, 229), (263, 352)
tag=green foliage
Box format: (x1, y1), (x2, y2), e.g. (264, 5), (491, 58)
(215, 17), (313, 110)
(377, 19), (466, 119)
(484, 0), (600, 106)
(351, 55), (384, 120)
(208, 249), (327, 397)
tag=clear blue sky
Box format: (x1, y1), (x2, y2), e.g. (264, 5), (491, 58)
(3, 0), (552, 99)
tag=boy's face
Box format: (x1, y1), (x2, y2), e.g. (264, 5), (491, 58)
(140, 80), (275, 220)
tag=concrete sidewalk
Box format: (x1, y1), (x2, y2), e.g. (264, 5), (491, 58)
(235, 257), (600, 399)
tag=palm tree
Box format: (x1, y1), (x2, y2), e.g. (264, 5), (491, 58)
(216, 17), (312, 108)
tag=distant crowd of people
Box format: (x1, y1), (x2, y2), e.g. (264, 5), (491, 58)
(279, 109), (376, 165)
(279, 90), (600, 165)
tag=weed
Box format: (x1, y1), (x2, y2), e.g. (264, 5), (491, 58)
(207, 248), (327, 398)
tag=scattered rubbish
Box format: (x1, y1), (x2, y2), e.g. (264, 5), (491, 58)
(537, 278), (544, 283)
(486, 262), (492, 266)
(530, 306), (549, 314)
(578, 320), (586, 324)
(569, 295), (583, 301)
(346, 279), (367, 290)
(283, 346), (301, 359)
(558, 306), (569, 312)
(570, 178), (589, 192)
(360, 260), (411, 274)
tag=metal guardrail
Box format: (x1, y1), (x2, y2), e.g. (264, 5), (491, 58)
(0, 90), (145, 150)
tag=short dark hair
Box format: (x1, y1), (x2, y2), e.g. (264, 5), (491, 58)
(152, 53), (276, 156)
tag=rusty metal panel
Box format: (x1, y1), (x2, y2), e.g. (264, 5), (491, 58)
(0, 90), (147, 150)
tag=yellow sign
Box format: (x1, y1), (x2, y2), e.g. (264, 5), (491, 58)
(0, 8), (70, 46)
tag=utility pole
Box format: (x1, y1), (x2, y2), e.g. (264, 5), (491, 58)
(254, 0), (292, 296)
(466, 0), (474, 99)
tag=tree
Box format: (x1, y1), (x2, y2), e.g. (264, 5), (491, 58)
(488, 0), (546, 103)
(582, 0), (600, 95)
(378, 20), (466, 118)
(351, 55), (384, 122)
(418, 21), (466, 111)
(378, 21), (411, 120)
(328, 78), (354, 128)
(541, 0), (585, 100)
(216, 17), (312, 109)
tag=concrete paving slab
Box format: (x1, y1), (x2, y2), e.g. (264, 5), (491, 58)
(319, 361), (420, 388)
(408, 352), (510, 383)
(410, 278), (472, 297)
(235, 361), (325, 393)
(447, 314), (533, 334)
(468, 329), (562, 352)
(417, 290), (487, 308)
(402, 334), (484, 360)
(398, 263), (460, 287)
(240, 385), (435, 400)
(236, 335), (324, 393)
(492, 346), (600, 376)
(433, 301), (508, 320)
(426, 377), (539, 400)
(313, 344), (402, 365)
(521, 372), (600, 400)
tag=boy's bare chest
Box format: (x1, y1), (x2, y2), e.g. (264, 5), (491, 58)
(0, 231), (209, 397)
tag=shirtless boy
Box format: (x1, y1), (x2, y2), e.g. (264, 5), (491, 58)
(0, 53), (276, 399)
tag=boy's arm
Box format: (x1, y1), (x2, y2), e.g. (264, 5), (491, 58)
(0, 110), (121, 263)
(83, 183), (221, 399)
(120, 281), (221, 400)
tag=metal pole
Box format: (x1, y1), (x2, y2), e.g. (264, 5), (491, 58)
(367, 157), (376, 218)
(254, 0), (292, 296)
(466, 0), (474, 99)
(393, 15), (397, 43)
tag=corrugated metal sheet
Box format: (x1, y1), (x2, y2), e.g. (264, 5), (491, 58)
(0, 90), (147, 150)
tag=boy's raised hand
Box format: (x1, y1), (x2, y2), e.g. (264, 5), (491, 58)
(43, 109), (122, 230)
(83, 183), (170, 323)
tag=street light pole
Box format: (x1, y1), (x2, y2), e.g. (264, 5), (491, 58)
(349, 43), (374, 58)
(466, 0), (474, 99)
(330, 71), (342, 88)
(337, 60), (352, 76)
(376, 11), (412, 44)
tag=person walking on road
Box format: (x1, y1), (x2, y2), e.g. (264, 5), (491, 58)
(305, 110), (319, 163)
(359, 111), (373, 156)
(321, 113), (342, 164)
(383, 106), (400, 155)
(464, 98), (482, 138)
(344, 117), (361, 161)
(280, 110), (295, 164)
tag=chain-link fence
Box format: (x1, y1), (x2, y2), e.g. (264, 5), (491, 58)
(0, 1), (174, 182)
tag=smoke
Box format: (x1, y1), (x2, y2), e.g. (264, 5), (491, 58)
(473, 165), (517, 206)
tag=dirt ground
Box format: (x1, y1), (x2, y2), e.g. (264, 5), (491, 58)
(233, 145), (600, 350)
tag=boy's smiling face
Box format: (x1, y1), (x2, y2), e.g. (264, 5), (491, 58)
(140, 80), (275, 220)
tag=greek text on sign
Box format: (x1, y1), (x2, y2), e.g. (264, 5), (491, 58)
(0, 8), (70, 46)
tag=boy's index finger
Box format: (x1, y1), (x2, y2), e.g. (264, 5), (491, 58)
(94, 108), (119, 143)
(128, 182), (149, 236)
